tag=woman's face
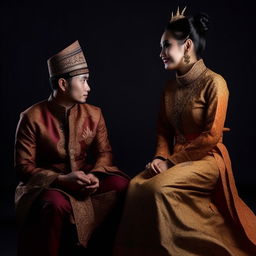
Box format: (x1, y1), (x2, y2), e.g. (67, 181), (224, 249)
(160, 30), (186, 70)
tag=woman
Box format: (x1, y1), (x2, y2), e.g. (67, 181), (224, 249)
(114, 7), (256, 256)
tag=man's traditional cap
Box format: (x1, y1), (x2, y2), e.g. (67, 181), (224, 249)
(47, 40), (89, 79)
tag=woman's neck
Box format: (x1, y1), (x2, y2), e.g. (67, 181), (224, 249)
(176, 57), (198, 76)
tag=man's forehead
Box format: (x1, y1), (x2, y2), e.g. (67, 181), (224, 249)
(76, 74), (89, 78)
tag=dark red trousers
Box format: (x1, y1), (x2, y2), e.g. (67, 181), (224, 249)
(17, 175), (129, 256)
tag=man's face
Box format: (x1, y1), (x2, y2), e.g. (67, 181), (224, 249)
(66, 74), (90, 104)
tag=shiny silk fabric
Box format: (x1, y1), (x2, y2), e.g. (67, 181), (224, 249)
(114, 59), (256, 256)
(14, 95), (128, 247)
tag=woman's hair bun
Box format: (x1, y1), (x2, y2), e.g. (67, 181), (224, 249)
(193, 12), (210, 34)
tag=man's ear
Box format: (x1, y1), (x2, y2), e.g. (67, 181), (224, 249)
(58, 78), (68, 92)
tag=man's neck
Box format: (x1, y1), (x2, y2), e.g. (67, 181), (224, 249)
(52, 91), (75, 111)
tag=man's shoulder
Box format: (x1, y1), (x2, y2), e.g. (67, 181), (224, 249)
(79, 103), (102, 115)
(20, 99), (48, 118)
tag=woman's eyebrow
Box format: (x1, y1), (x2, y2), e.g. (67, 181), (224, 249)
(161, 40), (170, 46)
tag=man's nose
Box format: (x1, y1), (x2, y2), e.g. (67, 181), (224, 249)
(85, 82), (91, 92)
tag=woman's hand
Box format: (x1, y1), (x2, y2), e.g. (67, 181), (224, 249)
(146, 158), (173, 176)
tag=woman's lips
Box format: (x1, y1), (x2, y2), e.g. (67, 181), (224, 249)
(162, 58), (170, 64)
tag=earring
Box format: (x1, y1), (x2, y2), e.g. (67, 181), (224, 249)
(184, 50), (190, 64)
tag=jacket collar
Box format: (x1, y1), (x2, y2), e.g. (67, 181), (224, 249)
(47, 94), (78, 120)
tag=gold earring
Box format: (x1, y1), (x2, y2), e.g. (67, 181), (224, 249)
(184, 50), (190, 64)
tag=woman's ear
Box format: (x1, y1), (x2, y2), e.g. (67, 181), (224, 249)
(185, 38), (193, 52)
(58, 78), (68, 92)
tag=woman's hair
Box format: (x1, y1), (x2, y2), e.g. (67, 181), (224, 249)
(166, 12), (210, 58)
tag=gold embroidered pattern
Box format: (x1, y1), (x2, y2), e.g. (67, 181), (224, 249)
(82, 127), (95, 145)
(165, 73), (207, 138)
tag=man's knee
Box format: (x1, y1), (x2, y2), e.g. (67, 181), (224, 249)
(97, 175), (130, 194)
(36, 190), (72, 215)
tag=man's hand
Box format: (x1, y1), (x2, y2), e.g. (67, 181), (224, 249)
(146, 158), (173, 176)
(81, 173), (99, 195)
(56, 171), (99, 195)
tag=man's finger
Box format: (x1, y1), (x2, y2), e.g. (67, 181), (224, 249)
(77, 180), (87, 186)
(85, 183), (99, 189)
(78, 176), (91, 184)
(89, 176), (98, 183)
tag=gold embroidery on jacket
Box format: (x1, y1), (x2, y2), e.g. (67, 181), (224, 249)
(82, 127), (95, 145)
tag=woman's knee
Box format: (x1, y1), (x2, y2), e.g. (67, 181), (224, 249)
(129, 177), (164, 198)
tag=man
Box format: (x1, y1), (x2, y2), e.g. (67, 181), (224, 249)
(15, 40), (129, 256)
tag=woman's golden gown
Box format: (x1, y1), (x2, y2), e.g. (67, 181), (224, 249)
(114, 59), (256, 256)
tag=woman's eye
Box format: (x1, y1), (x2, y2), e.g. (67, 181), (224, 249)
(163, 42), (170, 48)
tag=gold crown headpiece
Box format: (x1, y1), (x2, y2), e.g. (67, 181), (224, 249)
(170, 6), (187, 22)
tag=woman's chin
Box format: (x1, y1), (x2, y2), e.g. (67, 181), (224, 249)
(164, 63), (175, 70)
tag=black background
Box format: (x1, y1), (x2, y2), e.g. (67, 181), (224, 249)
(0, 0), (255, 254)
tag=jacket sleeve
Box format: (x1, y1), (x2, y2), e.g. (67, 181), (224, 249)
(154, 94), (175, 160)
(14, 112), (59, 185)
(168, 75), (229, 164)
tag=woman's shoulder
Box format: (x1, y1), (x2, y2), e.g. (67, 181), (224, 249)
(203, 68), (229, 96)
(204, 68), (227, 87)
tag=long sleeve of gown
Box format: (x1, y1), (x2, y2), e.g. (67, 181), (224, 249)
(154, 95), (175, 159)
(168, 75), (229, 164)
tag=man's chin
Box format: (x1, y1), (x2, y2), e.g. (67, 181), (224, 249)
(74, 99), (87, 104)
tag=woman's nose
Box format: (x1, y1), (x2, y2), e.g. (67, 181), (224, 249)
(159, 48), (164, 58)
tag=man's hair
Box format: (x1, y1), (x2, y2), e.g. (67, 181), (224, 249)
(50, 76), (72, 91)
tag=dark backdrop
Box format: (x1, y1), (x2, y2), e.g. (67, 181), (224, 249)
(0, 0), (255, 253)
